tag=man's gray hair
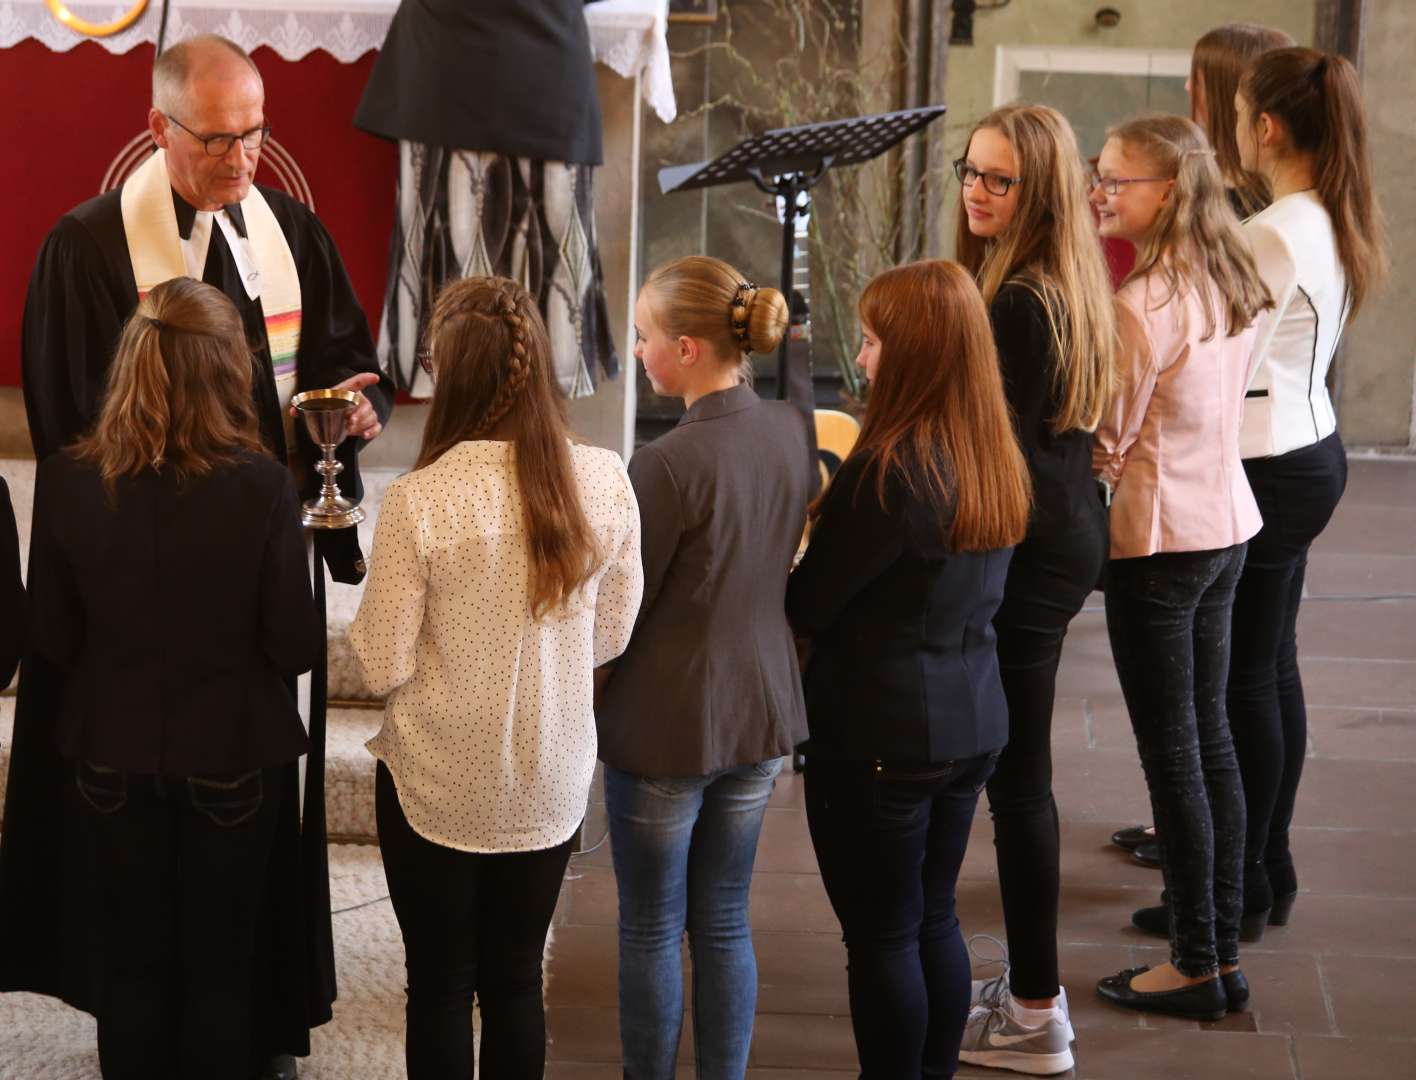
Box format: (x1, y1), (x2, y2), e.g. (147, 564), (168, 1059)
(152, 35), (263, 116)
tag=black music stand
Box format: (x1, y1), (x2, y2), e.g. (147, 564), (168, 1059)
(658, 105), (947, 395)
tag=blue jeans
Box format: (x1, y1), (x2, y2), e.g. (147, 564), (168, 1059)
(605, 757), (783, 1080)
(804, 751), (998, 1080)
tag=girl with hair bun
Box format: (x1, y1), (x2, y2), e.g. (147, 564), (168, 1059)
(952, 102), (1116, 1077)
(351, 275), (643, 1079)
(1223, 47), (1388, 934)
(597, 254), (811, 1078)
(1090, 114), (1272, 1021)
(28, 276), (318, 1079)
(788, 259), (1031, 1079)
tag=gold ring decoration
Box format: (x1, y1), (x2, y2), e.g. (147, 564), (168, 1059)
(45, 0), (149, 37)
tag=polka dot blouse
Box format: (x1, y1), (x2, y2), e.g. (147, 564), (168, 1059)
(350, 440), (643, 854)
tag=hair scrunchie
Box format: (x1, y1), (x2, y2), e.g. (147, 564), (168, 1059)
(729, 281), (757, 348)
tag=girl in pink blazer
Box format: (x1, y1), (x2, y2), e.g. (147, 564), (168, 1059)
(1089, 114), (1272, 1022)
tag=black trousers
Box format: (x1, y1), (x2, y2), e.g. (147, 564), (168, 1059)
(1105, 545), (1247, 977)
(805, 751), (997, 1080)
(75, 762), (283, 1080)
(986, 510), (1106, 999)
(1229, 432), (1347, 909)
(375, 763), (574, 1080)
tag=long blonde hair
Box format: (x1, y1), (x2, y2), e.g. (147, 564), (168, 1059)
(71, 277), (265, 490)
(1190, 23), (1295, 216)
(417, 276), (600, 620)
(954, 104), (1117, 433)
(1110, 115), (1273, 339)
(851, 261), (1031, 553)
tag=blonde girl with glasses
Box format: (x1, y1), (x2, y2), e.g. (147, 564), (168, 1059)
(950, 103), (1117, 1076)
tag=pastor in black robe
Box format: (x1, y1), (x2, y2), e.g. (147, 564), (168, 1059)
(0, 180), (393, 1064)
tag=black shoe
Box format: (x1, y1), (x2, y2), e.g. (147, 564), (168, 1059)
(1221, 969), (1250, 1012)
(1132, 840), (1162, 868)
(1269, 891), (1297, 926)
(1132, 897), (1270, 943)
(255, 1056), (298, 1080)
(1111, 823), (1154, 851)
(1096, 965), (1228, 1021)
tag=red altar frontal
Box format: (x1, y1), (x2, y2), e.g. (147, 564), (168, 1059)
(0, 1), (674, 392)
(0, 38), (394, 388)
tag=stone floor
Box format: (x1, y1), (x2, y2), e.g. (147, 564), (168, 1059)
(541, 456), (1416, 1079)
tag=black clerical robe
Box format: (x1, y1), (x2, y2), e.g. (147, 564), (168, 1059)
(0, 182), (391, 1061)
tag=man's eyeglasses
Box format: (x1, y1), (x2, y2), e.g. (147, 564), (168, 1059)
(166, 114), (271, 157)
(953, 159), (1023, 197)
(1090, 173), (1170, 195)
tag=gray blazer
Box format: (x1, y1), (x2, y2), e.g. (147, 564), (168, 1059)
(597, 384), (812, 777)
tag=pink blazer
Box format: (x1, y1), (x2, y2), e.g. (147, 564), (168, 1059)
(1095, 273), (1262, 560)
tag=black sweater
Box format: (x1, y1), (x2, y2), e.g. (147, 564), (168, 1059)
(990, 281), (1100, 542)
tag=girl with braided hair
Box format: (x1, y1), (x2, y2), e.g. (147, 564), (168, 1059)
(596, 255), (811, 1078)
(350, 275), (643, 1079)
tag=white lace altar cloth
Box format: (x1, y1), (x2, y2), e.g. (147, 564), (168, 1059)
(0, 0), (676, 122)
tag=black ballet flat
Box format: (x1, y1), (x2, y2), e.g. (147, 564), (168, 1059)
(1221, 969), (1250, 1012)
(1096, 965), (1228, 1021)
(1132, 841), (1162, 869)
(1111, 823), (1154, 851)
(1269, 891), (1297, 926)
(1131, 898), (1270, 943)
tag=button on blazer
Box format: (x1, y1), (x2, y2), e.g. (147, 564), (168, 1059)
(597, 384), (812, 778)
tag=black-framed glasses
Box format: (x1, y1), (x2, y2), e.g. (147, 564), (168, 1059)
(953, 158), (1023, 197)
(165, 114), (271, 157)
(417, 348), (434, 375)
(1089, 173), (1170, 195)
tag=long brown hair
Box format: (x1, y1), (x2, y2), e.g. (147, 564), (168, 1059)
(1240, 47), (1388, 318)
(1190, 23), (1295, 216)
(71, 276), (264, 490)
(1110, 115), (1273, 339)
(416, 276), (600, 619)
(953, 103), (1117, 433)
(849, 260), (1030, 553)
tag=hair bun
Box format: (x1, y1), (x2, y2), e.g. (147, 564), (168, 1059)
(740, 284), (789, 355)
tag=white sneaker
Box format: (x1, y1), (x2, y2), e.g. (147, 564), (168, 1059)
(959, 996), (1075, 1076)
(967, 934), (1075, 1043)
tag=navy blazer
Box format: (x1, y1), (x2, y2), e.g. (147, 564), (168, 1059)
(786, 452), (1013, 763)
(1, 477), (22, 689)
(29, 451), (319, 776)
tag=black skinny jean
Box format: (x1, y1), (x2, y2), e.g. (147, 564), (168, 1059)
(375, 763), (574, 1080)
(986, 509), (1106, 999)
(805, 751), (998, 1080)
(1105, 545), (1247, 977)
(1229, 432), (1347, 910)
(75, 761), (283, 1080)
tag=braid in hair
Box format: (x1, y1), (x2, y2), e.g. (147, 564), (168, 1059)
(474, 284), (535, 436)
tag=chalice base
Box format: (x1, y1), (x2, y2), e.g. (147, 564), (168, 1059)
(301, 494), (367, 530)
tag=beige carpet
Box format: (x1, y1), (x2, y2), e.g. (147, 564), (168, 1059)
(0, 844), (412, 1079)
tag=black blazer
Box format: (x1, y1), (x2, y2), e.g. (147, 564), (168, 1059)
(1, 477), (23, 689)
(786, 452), (1013, 763)
(354, 0), (604, 165)
(29, 451), (319, 776)
(597, 385), (811, 777)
